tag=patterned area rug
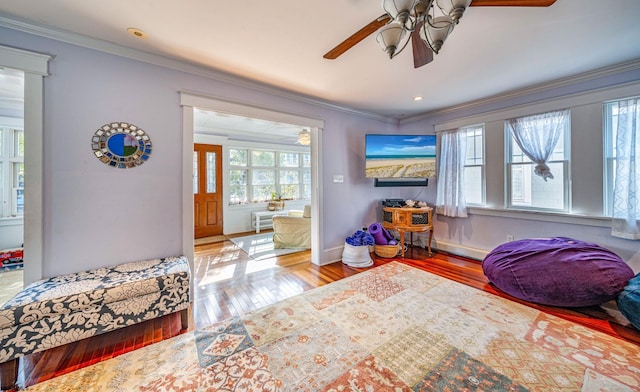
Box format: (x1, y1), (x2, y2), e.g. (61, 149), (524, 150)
(230, 233), (306, 260)
(26, 262), (640, 391)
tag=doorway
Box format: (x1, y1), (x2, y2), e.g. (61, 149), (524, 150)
(0, 45), (50, 289)
(180, 92), (324, 268)
(0, 67), (25, 305)
(193, 143), (223, 238)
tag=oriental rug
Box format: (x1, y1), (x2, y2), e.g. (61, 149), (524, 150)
(26, 262), (640, 391)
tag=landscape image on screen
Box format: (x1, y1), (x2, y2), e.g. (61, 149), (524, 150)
(365, 134), (436, 178)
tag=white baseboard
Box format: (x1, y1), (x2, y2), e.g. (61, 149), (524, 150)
(320, 239), (489, 267)
(321, 246), (344, 266)
(432, 240), (489, 261)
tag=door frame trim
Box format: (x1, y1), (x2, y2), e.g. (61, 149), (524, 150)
(180, 92), (325, 271)
(0, 45), (51, 285)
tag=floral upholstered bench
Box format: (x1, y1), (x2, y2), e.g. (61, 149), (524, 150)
(0, 256), (190, 390)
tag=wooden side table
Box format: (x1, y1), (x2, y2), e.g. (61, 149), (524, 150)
(382, 206), (433, 257)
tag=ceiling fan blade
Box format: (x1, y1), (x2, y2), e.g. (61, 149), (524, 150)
(411, 21), (433, 68)
(323, 14), (391, 60)
(470, 0), (556, 6)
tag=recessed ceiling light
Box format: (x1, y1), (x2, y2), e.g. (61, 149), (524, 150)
(127, 28), (147, 38)
(414, 96), (423, 101)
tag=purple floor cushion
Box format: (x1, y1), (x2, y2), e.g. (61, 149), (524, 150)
(482, 237), (634, 307)
(617, 273), (640, 331)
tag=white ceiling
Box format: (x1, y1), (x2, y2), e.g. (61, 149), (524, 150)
(1, 0), (640, 120)
(0, 67), (24, 116)
(194, 108), (310, 146)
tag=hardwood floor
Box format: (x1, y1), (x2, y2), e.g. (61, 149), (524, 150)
(9, 234), (640, 390)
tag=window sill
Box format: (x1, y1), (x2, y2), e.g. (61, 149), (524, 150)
(228, 203), (271, 210)
(228, 200), (311, 209)
(466, 207), (610, 228)
(0, 217), (24, 227)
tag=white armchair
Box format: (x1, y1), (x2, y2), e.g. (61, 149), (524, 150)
(272, 205), (311, 249)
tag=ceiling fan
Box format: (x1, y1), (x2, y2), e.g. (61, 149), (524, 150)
(324, 0), (557, 68)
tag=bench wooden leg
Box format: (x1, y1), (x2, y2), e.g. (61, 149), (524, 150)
(180, 308), (189, 331)
(0, 359), (18, 391)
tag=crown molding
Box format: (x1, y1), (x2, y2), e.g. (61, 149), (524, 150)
(5, 12), (636, 127)
(400, 58), (640, 125)
(433, 80), (640, 133)
(0, 43), (51, 75)
(0, 13), (389, 123)
(180, 90), (325, 129)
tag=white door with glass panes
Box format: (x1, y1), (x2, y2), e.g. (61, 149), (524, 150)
(194, 144), (223, 238)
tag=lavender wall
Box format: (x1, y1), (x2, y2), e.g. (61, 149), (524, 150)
(0, 26), (420, 277)
(3, 24), (638, 278)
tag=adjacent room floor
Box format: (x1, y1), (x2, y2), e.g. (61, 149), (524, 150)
(0, 269), (23, 306)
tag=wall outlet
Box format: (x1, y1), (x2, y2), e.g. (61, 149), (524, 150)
(506, 235), (514, 242)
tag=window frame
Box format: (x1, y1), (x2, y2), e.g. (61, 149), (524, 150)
(603, 97), (640, 217)
(227, 147), (311, 205)
(603, 101), (616, 216)
(505, 111), (571, 213)
(0, 127), (24, 218)
(462, 124), (485, 207)
(0, 128), (3, 217)
(432, 80), (640, 227)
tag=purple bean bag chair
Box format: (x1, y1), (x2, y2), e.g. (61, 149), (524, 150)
(482, 237), (634, 307)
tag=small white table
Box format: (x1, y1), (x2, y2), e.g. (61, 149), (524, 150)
(252, 210), (290, 233)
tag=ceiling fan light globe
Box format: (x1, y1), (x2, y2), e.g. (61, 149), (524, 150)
(297, 130), (311, 145)
(436, 0), (472, 21)
(382, 0), (420, 20)
(421, 15), (454, 53)
(435, 0), (472, 12)
(376, 23), (407, 58)
(413, 0), (431, 17)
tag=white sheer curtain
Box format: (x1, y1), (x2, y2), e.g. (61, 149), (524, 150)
(506, 109), (569, 181)
(612, 98), (640, 240)
(436, 129), (467, 218)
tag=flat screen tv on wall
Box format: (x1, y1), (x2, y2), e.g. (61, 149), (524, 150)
(365, 134), (437, 181)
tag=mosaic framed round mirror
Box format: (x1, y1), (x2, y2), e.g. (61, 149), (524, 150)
(91, 122), (152, 168)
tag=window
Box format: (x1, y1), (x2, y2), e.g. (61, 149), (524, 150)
(252, 169), (276, 201)
(206, 152), (216, 193)
(228, 147), (311, 204)
(506, 110), (570, 212)
(192, 151), (198, 194)
(604, 101), (619, 216)
(279, 170), (299, 199)
(0, 128), (3, 216)
(228, 148), (248, 204)
(603, 97), (640, 233)
(463, 125), (484, 206)
(251, 150), (275, 167)
(0, 127), (24, 217)
(279, 152), (298, 167)
(229, 170), (248, 204)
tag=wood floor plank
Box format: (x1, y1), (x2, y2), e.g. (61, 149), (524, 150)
(10, 235), (639, 391)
